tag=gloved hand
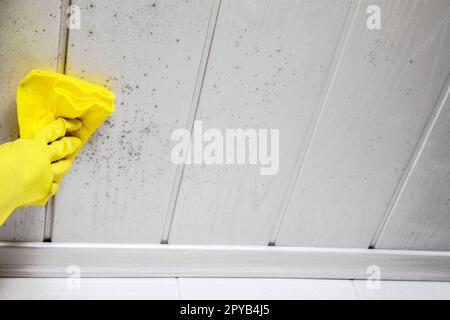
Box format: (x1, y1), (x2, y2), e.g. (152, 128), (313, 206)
(0, 118), (82, 225)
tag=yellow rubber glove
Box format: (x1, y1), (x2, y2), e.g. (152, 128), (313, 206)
(0, 118), (82, 225)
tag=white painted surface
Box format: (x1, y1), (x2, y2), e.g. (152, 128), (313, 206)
(1, 278), (449, 300)
(0, 278), (179, 300)
(0, 243), (449, 281)
(179, 278), (357, 300)
(169, 0), (356, 245)
(354, 280), (450, 300)
(52, 0), (217, 242)
(376, 83), (450, 251)
(0, 0), (449, 277)
(0, 0), (61, 241)
(277, 0), (450, 248)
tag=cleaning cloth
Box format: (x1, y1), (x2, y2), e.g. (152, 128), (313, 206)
(17, 69), (115, 159)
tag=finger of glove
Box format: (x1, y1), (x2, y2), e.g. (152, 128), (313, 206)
(47, 136), (82, 162)
(51, 159), (73, 183)
(65, 118), (83, 132)
(35, 118), (82, 143)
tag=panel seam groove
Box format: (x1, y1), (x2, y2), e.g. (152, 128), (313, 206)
(56, 0), (71, 74)
(160, 0), (222, 244)
(268, 0), (362, 245)
(43, 0), (72, 242)
(370, 73), (450, 248)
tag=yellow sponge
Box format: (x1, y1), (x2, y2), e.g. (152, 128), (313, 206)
(17, 69), (115, 159)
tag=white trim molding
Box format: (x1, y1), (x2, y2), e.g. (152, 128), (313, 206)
(0, 243), (449, 281)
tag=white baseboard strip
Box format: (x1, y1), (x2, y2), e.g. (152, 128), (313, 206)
(0, 243), (449, 281)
